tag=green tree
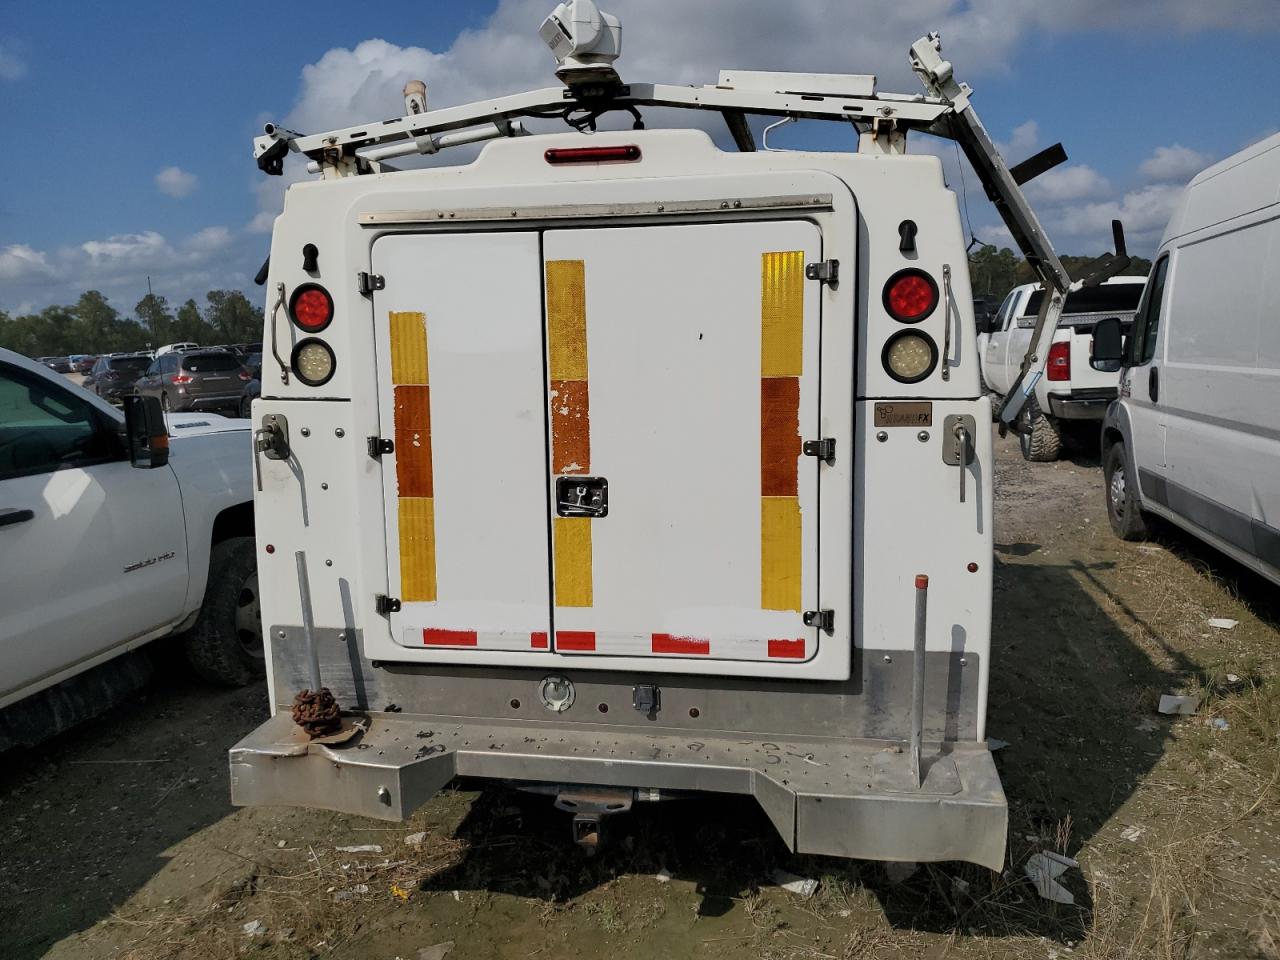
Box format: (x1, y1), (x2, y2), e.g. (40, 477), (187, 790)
(968, 245), (1021, 297)
(205, 289), (263, 344)
(135, 293), (175, 347)
(173, 298), (214, 344)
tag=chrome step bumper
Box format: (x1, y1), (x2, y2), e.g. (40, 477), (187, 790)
(229, 712), (1007, 870)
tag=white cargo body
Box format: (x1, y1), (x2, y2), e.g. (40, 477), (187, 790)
(230, 22), (1092, 870)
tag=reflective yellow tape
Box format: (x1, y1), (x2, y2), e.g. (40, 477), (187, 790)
(760, 251), (804, 378)
(399, 496), (436, 602)
(761, 496), (801, 612)
(389, 311), (429, 385)
(546, 260), (588, 381)
(553, 516), (593, 607)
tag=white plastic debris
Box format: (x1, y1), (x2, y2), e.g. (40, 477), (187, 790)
(1207, 618), (1238, 630)
(333, 883), (370, 902)
(770, 868), (820, 898)
(986, 737), (1010, 751)
(654, 867), (673, 883)
(1119, 826), (1144, 842)
(242, 919), (265, 937)
(451, 890), (461, 902)
(404, 832), (427, 847)
(1158, 694), (1199, 715)
(417, 944), (455, 960)
(335, 844), (383, 854)
(1024, 851), (1078, 905)
(1208, 717), (1230, 731)
(1226, 674), (1241, 684)
(276, 840), (287, 848)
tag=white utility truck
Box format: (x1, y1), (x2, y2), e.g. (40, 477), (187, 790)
(0, 350), (260, 748)
(230, 4), (1127, 869)
(1092, 132), (1280, 585)
(982, 276), (1144, 460)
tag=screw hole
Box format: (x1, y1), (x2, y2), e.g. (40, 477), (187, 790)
(509, 699), (520, 709)
(689, 707), (700, 718)
(597, 703), (609, 714)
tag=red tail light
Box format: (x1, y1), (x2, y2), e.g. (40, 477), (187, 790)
(238, 370), (251, 381)
(171, 374), (194, 384)
(1047, 341), (1071, 381)
(289, 284), (334, 333)
(545, 145), (641, 164)
(883, 269), (939, 323)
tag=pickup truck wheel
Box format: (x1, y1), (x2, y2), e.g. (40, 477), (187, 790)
(1104, 442), (1148, 540)
(184, 536), (264, 686)
(239, 395), (252, 419)
(1017, 397), (1063, 462)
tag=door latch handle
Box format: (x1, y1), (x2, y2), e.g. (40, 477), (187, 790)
(253, 413), (290, 492)
(0, 507), (34, 528)
(556, 476), (608, 518)
(942, 414), (977, 504)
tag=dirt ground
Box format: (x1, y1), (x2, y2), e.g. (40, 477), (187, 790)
(3, 432), (1278, 960)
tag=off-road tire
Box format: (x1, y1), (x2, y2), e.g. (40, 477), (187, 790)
(239, 395), (252, 419)
(1017, 397), (1063, 462)
(184, 537), (264, 686)
(1104, 441), (1148, 541)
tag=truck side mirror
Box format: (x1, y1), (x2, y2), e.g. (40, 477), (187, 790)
(1090, 316), (1124, 372)
(123, 394), (170, 468)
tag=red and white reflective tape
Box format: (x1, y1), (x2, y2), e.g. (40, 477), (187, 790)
(407, 627), (807, 660)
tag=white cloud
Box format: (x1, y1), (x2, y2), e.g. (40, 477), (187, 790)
(1027, 164), (1111, 203)
(1139, 144), (1214, 183)
(155, 166), (199, 198)
(0, 244), (55, 282)
(0, 43), (26, 81)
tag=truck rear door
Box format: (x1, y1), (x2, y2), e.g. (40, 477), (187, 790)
(373, 218), (833, 674)
(543, 221), (823, 664)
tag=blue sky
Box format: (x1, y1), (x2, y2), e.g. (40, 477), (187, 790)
(1, 0), (1277, 314)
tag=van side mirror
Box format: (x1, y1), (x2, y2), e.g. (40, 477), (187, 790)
(123, 395), (170, 468)
(1090, 316), (1124, 372)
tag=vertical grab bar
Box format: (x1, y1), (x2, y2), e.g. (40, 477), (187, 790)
(269, 281), (290, 385)
(940, 264), (953, 381)
(910, 574), (929, 788)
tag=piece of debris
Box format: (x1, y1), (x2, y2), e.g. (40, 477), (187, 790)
(391, 883), (412, 901)
(1135, 717), (1160, 732)
(770, 868), (819, 898)
(333, 883), (370, 902)
(404, 832), (427, 847)
(986, 737), (1010, 751)
(884, 861), (919, 885)
(1158, 694), (1199, 715)
(1025, 851), (1078, 905)
(276, 840), (287, 848)
(1207, 618), (1239, 630)
(417, 943), (455, 960)
(242, 919), (266, 937)
(1120, 825), (1144, 842)
(952, 876), (971, 895)
(451, 890), (461, 902)
(1226, 673), (1241, 684)
(335, 844), (383, 854)
(655, 867), (673, 883)
(1207, 717), (1230, 731)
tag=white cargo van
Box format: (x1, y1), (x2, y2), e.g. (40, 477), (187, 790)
(1092, 132), (1280, 584)
(229, 7), (1123, 869)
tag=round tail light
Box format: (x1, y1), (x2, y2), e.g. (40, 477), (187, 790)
(883, 330), (938, 383)
(291, 338), (336, 386)
(883, 269), (939, 323)
(289, 284), (334, 333)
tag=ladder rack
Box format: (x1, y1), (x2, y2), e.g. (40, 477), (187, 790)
(253, 32), (1129, 426)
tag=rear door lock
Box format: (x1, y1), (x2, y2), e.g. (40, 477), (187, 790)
(556, 476), (608, 518)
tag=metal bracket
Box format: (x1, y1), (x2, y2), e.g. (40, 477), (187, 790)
(805, 259), (839, 286)
(802, 438), (836, 464)
(357, 272), (385, 296)
(375, 595), (402, 616)
(632, 683), (660, 716)
(368, 436), (394, 459)
(803, 609), (835, 634)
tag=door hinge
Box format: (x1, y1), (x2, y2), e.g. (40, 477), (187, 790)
(805, 259), (839, 286)
(802, 437), (836, 464)
(368, 436), (394, 459)
(803, 609), (835, 634)
(357, 271), (385, 296)
(375, 594), (401, 616)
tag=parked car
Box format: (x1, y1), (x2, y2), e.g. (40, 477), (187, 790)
(134, 349), (251, 413)
(981, 276), (1144, 460)
(154, 342), (200, 357)
(1092, 132), (1280, 586)
(84, 353), (152, 403)
(71, 355), (98, 375)
(44, 356), (72, 374)
(238, 354), (261, 418)
(0, 348), (258, 750)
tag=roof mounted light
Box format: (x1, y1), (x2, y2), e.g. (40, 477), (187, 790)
(545, 144), (641, 164)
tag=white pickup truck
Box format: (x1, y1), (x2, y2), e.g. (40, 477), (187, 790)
(980, 276), (1145, 460)
(0, 348), (260, 749)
